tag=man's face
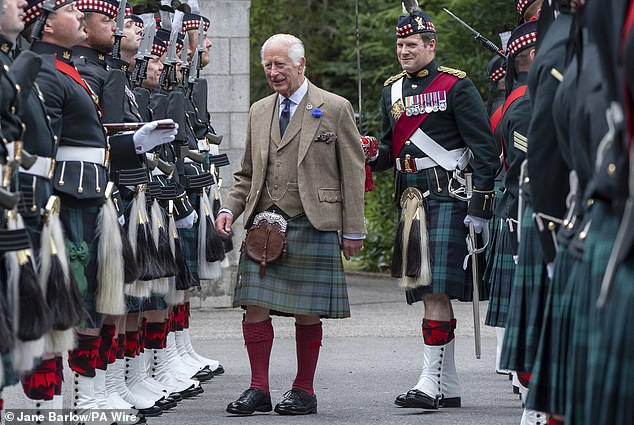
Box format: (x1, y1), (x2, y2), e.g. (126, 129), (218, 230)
(82, 12), (115, 52)
(0, 0), (27, 39)
(186, 29), (212, 68)
(143, 53), (164, 89)
(121, 19), (141, 53)
(262, 41), (305, 98)
(44, 2), (85, 48)
(396, 33), (435, 74)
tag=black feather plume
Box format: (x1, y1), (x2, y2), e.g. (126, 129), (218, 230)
(402, 0), (421, 14)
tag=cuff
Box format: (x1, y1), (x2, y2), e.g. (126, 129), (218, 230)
(342, 233), (365, 240)
(468, 189), (495, 219)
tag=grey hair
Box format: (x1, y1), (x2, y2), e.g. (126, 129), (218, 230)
(260, 33), (305, 66)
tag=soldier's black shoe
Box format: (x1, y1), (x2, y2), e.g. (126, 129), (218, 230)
(401, 389), (439, 409)
(439, 396), (461, 408)
(274, 389), (317, 415)
(226, 388), (272, 415)
(137, 405), (163, 417)
(192, 369), (214, 381)
(212, 364), (225, 376)
(394, 392), (407, 407)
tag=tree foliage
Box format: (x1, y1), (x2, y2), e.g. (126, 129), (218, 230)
(250, 0), (515, 271)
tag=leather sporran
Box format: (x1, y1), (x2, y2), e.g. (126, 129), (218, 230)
(242, 212), (288, 276)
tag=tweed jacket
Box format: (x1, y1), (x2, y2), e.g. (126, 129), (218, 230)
(223, 80), (366, 234)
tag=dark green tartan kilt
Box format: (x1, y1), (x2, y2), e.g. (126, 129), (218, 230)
(60, 202), (102, 329)
(485, 221), (516, 327)
(140, 293), (168, 311)
(566, 204), (618, 424)
(525, 244), (577, 415)
(499, 205), (547, 372)
(405, 198), (486, 304)
(234, 215), (350, 319)
(586, 253), (634, 425)
(178, 192), (201, 286)
(1, 353), (18, 387)
(484, 183), (505, 285)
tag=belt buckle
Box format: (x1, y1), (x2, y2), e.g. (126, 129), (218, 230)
(401, 154), (417, 173)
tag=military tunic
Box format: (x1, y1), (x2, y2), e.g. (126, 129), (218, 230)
(375, 60), (498, 302)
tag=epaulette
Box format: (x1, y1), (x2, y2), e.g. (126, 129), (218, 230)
(437, 66), (466, 79)
(383, 71), (407, 87)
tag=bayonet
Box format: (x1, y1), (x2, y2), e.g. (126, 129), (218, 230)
(195, 18), (204, 78)
(180, 32), (190, 80)
(30, 0), (56, 41)
(111, 0), (127, 60)
(131, 21), (155, 84)
(159, 11), (183, 90)
(443, 8), (506, 59)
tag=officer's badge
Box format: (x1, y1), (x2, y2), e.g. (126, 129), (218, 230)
(414, 16), (424, 31)
(62, 51), (71, 61)
(391, 99), (405, 120)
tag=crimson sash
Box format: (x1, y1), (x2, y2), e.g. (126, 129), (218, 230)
(55, 58), (103, 114)
(391, 72), (460, 157)
(498, 85), (527, 169)
(624, 0), (634, 151)
(490, 104), (503, 134)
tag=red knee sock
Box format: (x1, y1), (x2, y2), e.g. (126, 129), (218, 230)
(21, 358), (59, 400)
(422, 319), (456, 346)
(144, 322), (168, 350)
(97, 324), (116, 370)
(124, 331), (139, 358)
(547, 418), (565, 425)
(116, 334), (126, 360)
(292, 322), (322, 397)
(54, 356), (64, 395)
(68, 334), (101, 377)
(518, 372), (531, 387)
(243, 319), (274, 393)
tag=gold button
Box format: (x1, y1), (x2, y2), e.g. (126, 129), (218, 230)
(485, 195), (490, 199)
(548, 222), (556, 231)
(587, 199), (594, 207)
(524, 177), (530, 184)
(607, 163), (616, 176)
(405, 140), (411, 145)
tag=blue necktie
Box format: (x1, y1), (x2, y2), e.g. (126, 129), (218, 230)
(279, 98), (291, 136)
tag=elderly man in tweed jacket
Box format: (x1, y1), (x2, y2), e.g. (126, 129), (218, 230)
(216, 33), (366, 416)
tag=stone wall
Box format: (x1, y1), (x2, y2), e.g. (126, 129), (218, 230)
(192, 0), (250, 307)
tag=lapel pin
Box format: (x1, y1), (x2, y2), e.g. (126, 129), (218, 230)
(306, 103), (313, 110)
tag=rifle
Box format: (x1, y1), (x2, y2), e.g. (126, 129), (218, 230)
(111, 0), (127, 61)
(30, 0), (55, 41)
(443, 8), (507, 60)
(103, 122), (176, 134)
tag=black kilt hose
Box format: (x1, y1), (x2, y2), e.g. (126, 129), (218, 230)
(234, 215), (350, 319)
(60, 203), (102, 329)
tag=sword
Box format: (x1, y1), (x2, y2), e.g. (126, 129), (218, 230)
(443, 8), (507, 60)
(464, 173), (484, 359)
(111, 0), (127, 60)
(30, 0), (56, 41)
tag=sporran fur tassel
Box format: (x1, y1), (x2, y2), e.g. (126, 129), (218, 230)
(150, 199), (172, 295)
(96, 187), (126, 315)
(7, 214), (46, 371)
(398, 191), (432, 288)
(121, 223), (138, 284)
(125, 187), (152, 298)
(170, 211), (193, 291)
(391, 219), (405, 278)
(40, 206), (78, 353)
(197, 190), (221, 280)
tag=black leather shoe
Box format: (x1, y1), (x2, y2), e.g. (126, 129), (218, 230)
(394, 392), (407, 407)
(192, 369), (214, 381)
(274, 389), (317, 415)
(137, 405), (162, 417)
(400, 389), (439, 409)
(226, 388), (273, 415)
(212, 364), (225, 376)
(439, 396), (461, 408)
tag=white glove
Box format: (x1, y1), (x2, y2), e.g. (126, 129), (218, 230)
(463, 214), (487, 234)
(133, 119), (179, 153)
(546, 262), (555, 279)
(175, 210), (198, 229)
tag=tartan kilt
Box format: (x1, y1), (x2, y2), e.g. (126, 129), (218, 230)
(1, 353), (18, 387)
(566, 204), (618, 424)
(485, 221), (516, 327)
(525, 245), (577, 415)
(484, 182), (505, 284)
(499, 205), (547, 372)
(234, 215), (350, 319)
(405, 198), (486, 304)
(586, 253), (634, 425)
(60, 203), (102, 329)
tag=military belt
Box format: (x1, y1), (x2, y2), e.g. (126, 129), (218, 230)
(395, 156), (437, 173)
(5, 143), (55, 178)
(56, 146), (106, 165)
